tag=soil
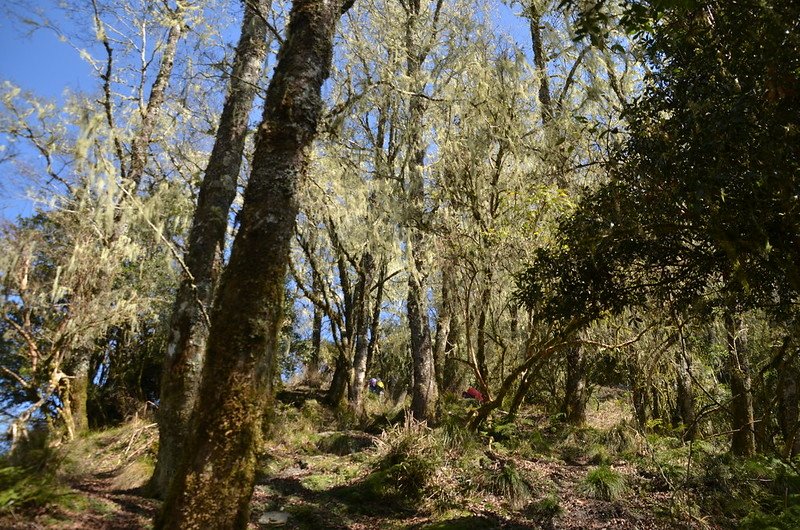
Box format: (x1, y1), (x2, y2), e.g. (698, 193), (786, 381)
(0, 389), (710, 529)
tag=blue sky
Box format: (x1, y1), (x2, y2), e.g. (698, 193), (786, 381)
(0, 3), (94, 220)
(0, 0), (531, 222)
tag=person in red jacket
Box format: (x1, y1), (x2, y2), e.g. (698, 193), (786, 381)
(462, 386), (485, 403)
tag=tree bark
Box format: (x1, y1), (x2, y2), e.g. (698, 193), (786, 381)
(404, 0), (439, 423)
(150, 0), (269, 499)
(64, 349), (91, 437)
(725, 312), (756, 457)
(155, 1), (344, 527)
(629, 352), (648, 431)
(562, 346), (586, 425)
(443, 280), (462, 394)
(408, 262), (437, 420)
(675, 347), (697, 440)
(528, 2), (552, 124)
(127, 4), (185, 192)
(475, 280), (491, 397)
(777, 350), (800, 458)
(433, 266), (453, 394)
(349, 253), (375, 414)
(327, 352), (350, 406)
(365, 262), (387, 376)
(306, 293), (324, 386)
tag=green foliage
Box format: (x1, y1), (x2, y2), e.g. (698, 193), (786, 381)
(476, 459), (534, 508)
(518, 0), (800, 323)
(0, 432), (71, 514)
(740, 505), (800, 530)
(526, 494), (563, 525)
(556, 426), (605, 464)
(0, 465), (67, 513)
(369, 419), (446, 506)
(265, 401), (326, 454)
(581, 465), (628, 501)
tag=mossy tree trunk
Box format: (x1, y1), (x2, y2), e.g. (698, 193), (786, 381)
(150, 0), (269, 499)
(306, 292), (324, 386)
(155, 1), (347, 526)
(349, 253), (375, 413)
(778, 350), (800, 458)
(403, 0), (439, 423)
(675, 348), (697, 440)
(432, 265), (454, 394)
(365, 261), (387, 377)
(725, 312), (756, 457)
(562, 347), (586, 425)
(64, 349), (91, 437)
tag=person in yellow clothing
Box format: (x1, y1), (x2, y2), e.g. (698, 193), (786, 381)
(368, 377), (385, 396)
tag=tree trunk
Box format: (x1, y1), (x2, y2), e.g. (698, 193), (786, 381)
(365, 262), (387, 376)
(155, 1), (344, 526)
(508, 369), (533, 417)
(528, 2), (552, 123)
(306, 298), (323, 386)
(404, 0), (438, 423)
(562, 347), (586, 425)
(778, 352), (800, 458)
(629, 353), (648, 431)
(127, 5), (185, 192)
(327, 351), (350, 407)
(443, 283), (463, 394)
(433, 266), (454, 394)
(408, 262), (437, 420)
(675, 347), (697, 440)
(62, 349), (91, 438)
(150, 0), (269, 499)
(475, 281), (491, 396)
(349, 253), (375, 414)
(725, 312), (756, 457)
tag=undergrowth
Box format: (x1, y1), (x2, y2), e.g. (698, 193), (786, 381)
(581, 465), (628, 501)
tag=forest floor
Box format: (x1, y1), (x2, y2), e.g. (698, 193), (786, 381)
(0, 387), (728, 529)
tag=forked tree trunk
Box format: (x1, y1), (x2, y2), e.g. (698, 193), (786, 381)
(725, 312), (756, 457)
(126, 4), (185, 192)
(151, 0), (269, 499)
(349, 253), (375, 413)
(155, 1), (346, 526)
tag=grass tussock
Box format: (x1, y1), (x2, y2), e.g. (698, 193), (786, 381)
(476, 458), (534, 509)
(581, 465), (628, 501)
(368, 416), (451, 507)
